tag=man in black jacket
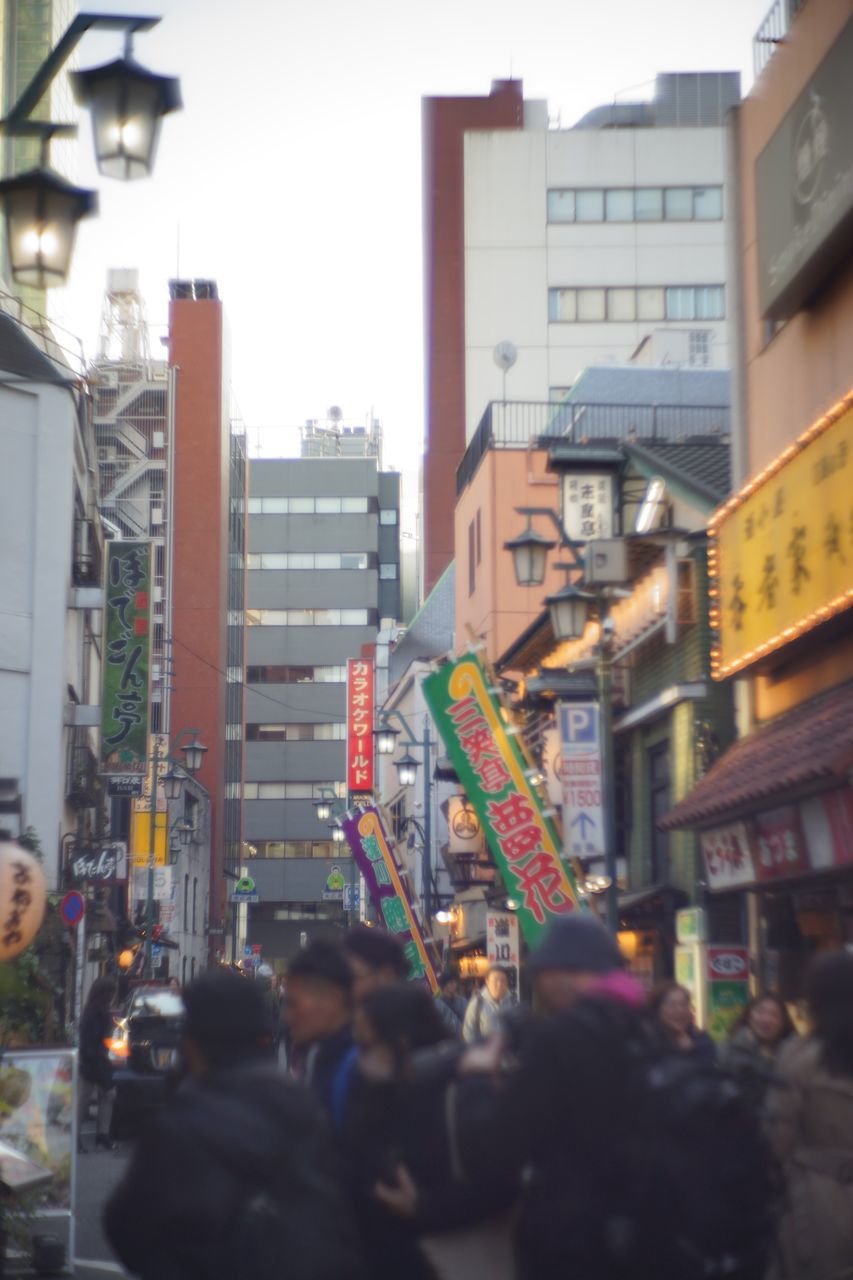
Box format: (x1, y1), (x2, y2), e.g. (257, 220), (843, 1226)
(104, 969), (363, 1280)
(285, 940), (357, 1126)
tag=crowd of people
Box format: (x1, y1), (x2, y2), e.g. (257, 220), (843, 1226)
(101, 920), (853, 1280)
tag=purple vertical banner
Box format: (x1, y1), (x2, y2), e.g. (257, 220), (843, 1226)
(342, 806), (438, 992)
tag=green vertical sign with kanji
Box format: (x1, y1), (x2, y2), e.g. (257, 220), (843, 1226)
(101, 542), (152, 775)
(423, 653), (583, 945)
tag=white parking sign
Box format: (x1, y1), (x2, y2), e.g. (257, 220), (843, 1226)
(558, 702), (604, 860)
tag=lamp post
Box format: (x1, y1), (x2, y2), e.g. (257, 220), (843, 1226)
(144, 729), (206, 979)
(505, 511), (621, 934)
(0, 12), (180, 287)
(377, 713), (435, 922)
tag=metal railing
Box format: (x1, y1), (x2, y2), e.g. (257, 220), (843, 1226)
(456, 400), (731, 494)
(753, 0), (807, 76)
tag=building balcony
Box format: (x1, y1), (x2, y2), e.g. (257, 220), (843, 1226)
(66, 731), (100, 810)
(753, 0), (808, 77)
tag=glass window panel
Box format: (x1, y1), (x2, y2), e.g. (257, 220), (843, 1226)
(247, 554), (260, 569)
(549, 288), (576, 322)
(665, 287), (694, 320)
(637, 288), (665, 321)
(379, 562), (398, 579)
(664, 188), (693, 220)
(247, 498), (263, 514)
(260, 553), (288, 569)
(575, 190), (604, 221)
(313, 609), (340, 625)
(547, 189), (575, 222)
(695, 285), (725, 319)
(258, 783), (286, 799)
(316, 497), (341, 514)
(285, 784), (312, 799)
(340, 553), (367, 569)
(342, 497), (368, 513)
(693, 187), (722, 220)
(315, 553), (340, 568)
(312, 842), (332, 859)
(289, 497), (314, 514)
(242, 783), (258, 799)
(576, 289), (606, 321)
(607, 288), (636, 321)
(340, 609), (368, 625)
(261, 498), (288, 513)
(379, 509), (398, 525)
(605, 189), (633, 222)
(245, 609), (263, 626)
(288, 553), (314, 569)
(634, 188), (663, 221)
(259, 842), (286, 859)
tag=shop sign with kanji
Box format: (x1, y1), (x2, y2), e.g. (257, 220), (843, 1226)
(560, 472), (614, 541)
(711, 394), (853, 678)
(341, 805), (438, 992)
(101, 542), (152, 774)
(422, 654), (583, 945)
(346, 659), (374, 798)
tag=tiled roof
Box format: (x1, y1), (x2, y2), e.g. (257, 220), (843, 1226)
(567, 365), (730, 409)
(625, 440), (731, 505)
(389, 562), (455, 685)
(661, 681), (853, 829)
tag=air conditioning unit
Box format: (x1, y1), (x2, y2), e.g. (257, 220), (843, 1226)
(97, 446), (116, 464)
(585, 539), (628, 585)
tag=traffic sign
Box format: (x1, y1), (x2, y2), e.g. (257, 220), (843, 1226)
(343, 884), (360, 912)
(230, 891), (259, 904)
(558, 701), (604, 860)
(151, 944), (162, 961)
(60, 891), (85, 927)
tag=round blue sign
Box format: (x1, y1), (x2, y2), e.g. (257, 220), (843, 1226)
(60, 890), (85, 926)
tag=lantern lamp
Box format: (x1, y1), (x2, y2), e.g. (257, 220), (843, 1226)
(162, 767), (185, 802)
(330, 825), (346, 845)
(117, 947), (136, 970)
(71, 55), (182, 181)
(0, 167), (96, 288)
(545, 584), (594, 642)
(504, 524), (555, 588)
(395, 752), (419, 788)
(375, 724), (399, 755)
(314, 798), (332, 822)
(181, 734), (207, 774)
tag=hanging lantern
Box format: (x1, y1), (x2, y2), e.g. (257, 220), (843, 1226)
(0, 836), (47, 962)
(0, 167), (97, 289)
(71, 56), (182, 181)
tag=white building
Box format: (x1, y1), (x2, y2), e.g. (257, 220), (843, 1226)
(462, 72), (740, 438)
(0, 313), (104, 888)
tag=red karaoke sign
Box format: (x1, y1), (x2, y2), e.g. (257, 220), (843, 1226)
(346, 659), (374, 798)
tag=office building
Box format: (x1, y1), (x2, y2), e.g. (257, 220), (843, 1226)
(422, 71), (739, 595)
(242, 455), (401, 964)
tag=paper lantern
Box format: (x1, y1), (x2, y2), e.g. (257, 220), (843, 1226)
(0, 837), (47, 962)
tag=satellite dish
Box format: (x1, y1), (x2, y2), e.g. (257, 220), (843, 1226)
(493, 341), (517, 372)
(328, 405), (343, 423)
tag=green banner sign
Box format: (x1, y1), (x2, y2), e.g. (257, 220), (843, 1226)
(422, 653), (583, 945)
(101, 542), (151, 775)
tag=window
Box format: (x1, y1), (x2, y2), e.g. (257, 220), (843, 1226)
(649, 742), (671, 882)
(192, 878), (198, 934)
(242, 781), (346, 802)
(342, 496), (369, 513)
(468, 520), (476, 596)
(665, 285), (724, 321)
(340, 609), (369, 625)
(693, 186), (723, 220)
(548, 288), (576, 323)
(605, 189), (633, 222)
(547, 189), (575, 222)
(316, 497), (340, 514)
(637, 287), (666, 321)
(607, 288), (636, 321)
(664, 187), (693, 220)
(247, 722), (346, 742)
(476, 509), (482, 564)
(247, 552), (370, 570)
(379, 563), (398, 579)
(379, 508), (398, 525)
(575, 189), (604, 221)
(245, 608), (370, 626)
(183, 874), (189, 932)
(688, 330), (711, 367)
(246, 665), (347, 684)
(341, 553), (369, 570)
(634, 187), (663, 221)
(577, 289), (606, 321)
(251, 840), (336, 860)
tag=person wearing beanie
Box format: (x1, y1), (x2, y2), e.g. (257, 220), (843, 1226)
(104, 969), (365, 1280)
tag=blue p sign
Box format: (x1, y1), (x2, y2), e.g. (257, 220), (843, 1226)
(561, 703), (598, 746)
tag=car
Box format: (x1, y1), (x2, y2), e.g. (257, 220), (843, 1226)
(109, 985), (184, 1139)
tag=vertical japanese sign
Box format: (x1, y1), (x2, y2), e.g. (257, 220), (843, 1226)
(346, 659), (374, 802)
(561, 473), (614, 541)
(487, 910), (520, 997)
(342, 806), (438, 992)
(559, 702), (605, 860)
(101, 542), (151, 775)
(423, 654), (583, 946)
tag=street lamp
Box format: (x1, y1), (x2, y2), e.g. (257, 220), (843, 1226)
(545, 584), (595, 642)
(71, 40), (182, 181)
(314, 797), (332, 823)
(330, 824), (346, 845)
(0, 13), (179, 287)
(375, 724), (400, 755)
(395, 751), (419, 788)
(504, 523), (556, 588)
(162, 767), (185, 802)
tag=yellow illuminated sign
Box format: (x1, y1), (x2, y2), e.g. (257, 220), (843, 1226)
(130, 810), (168, 867)
(710, 392), (853, 678)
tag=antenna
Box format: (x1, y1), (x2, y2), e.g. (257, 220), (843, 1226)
(493, 340), (517, 402)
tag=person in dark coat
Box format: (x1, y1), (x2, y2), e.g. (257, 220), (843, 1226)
(722, 994), (797, 1110)
(78, 977), (117, 1151)
(647, 980), (717, 1064)
(285, 940), (356, 1125)
(434, 971), (467, 1038)
(103, 969), (363, 1280)
(344, 982), (518, 1280)
(343, 925), (409, 1003)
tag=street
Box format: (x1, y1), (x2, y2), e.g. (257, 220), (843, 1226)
(73, 1150), (127, 1278)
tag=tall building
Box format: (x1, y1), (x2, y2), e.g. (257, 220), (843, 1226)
(422, 72), (739, 595)
(242, 455), (401, 964)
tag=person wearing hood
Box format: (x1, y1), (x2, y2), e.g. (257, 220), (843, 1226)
(103, 969), (363, 1280)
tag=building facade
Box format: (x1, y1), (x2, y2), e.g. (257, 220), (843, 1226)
(243, 456), (401, 965)
(422, 71), (739, 596)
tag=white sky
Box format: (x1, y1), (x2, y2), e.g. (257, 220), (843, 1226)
(52, 0), (772, 491)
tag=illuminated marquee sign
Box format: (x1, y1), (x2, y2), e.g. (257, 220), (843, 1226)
(423, 653), (583, 945)
(346, 659), (374, 798)
(710, 392), (853, 679)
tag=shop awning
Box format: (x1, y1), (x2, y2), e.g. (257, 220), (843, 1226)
(662, 680), (853, 830)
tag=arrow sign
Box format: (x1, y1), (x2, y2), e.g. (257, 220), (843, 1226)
(571, 812), (597, 839)
(559, 702), (604, 860)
